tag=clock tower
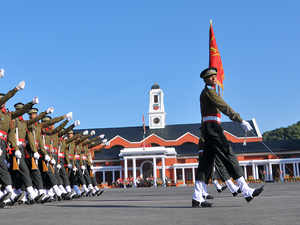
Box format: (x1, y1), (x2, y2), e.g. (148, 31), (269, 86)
(149, 83), (166, 129)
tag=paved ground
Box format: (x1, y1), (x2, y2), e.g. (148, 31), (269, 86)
(0, 183), (300, 225)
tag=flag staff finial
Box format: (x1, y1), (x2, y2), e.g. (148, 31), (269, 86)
(209, 19), (213, 25)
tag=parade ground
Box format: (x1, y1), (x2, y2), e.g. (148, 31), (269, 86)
(0, 183), (299, 225)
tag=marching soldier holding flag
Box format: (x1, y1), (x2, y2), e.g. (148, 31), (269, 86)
(192, 68), (264, 208)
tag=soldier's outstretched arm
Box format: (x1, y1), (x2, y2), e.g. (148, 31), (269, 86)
(0, 81), (25, 106)
(44, 119), (69, 135)
(205, 88), (243, 122)
(41, 115), (65, 128)
(11, 99), (37, 119)
(75, 135), (90, 145)
(65, 133), (81, 144)
(27, 111), (47, 126)
(58, 124), (75, 137)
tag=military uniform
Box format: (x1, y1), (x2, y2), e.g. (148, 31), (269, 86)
(0, 86), (27, 204)
(192, 68), (264, 208)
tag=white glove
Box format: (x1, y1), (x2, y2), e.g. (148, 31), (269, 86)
(83, 130), (88, 135)
(68, 163), (72, 169)
(81, 165), (86, 170)
(45, 154), (51, 162)
(73, 167), (78, 172)
(46, 106), (54, 114)
(65, 112), (73, 121)
(5, 160), (10, 168)
(241, 120), (253, 132)
(74, 120), (80, 127)
(50, 159), (56, 165)
(33, 152), (40, 160)
(32, 96), (39, 104)
(102, 139), (108, 144)
(0, 149), (2, 156)
(57, 164), (62, 169)
(90, 165), (94, 170)
(15, 150), (22, 159)
(16, 81), (25, 90)
(90, 130), (95, 136)
(0, 69), (4, 78)
(99, 134), (105, 139)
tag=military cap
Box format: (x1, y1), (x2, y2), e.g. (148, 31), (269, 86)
(41, 115), (52, 122)
(14, 102), (24, 110)
(0, 93), (5, 99)
(200, 67), (217, 79)
(68, 130), (74, 134)
(28, 107), (38, 114)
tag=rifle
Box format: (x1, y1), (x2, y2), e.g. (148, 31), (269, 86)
(49, 140), (55, 174)
(12, 120), (20, 171)
(42, 135), (48, 172)
(31, 130), (38, 170)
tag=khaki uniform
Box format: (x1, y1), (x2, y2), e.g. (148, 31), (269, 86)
(196, 85), (243, 182)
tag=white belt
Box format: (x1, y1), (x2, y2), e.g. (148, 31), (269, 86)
(203, 116), (221, 123)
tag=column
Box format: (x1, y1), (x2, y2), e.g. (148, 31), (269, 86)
(192, 167), (195, 184)
(269, 163), (273, 181)
(102, 171), (106, 184)
(252, 164), (256, 179)
(265, 164), (269, 181)
(124, 158), (128, 188)
(255, 165), (259, 180)
(153, 157), (157, 187)
(282, 163), (286, 176)
(133, 158), (137, 188)
(182, 168), (185, 185)
(112, 170), (115, 183)
(296, 163), (300, 177)
(120, 169), (122, 179)
(162, 157), (166, 187)
(243, 166), (248, 180)
(174, 167), (177, 184)
(279, 164), (284, 181)
(293, 163), (296, 177)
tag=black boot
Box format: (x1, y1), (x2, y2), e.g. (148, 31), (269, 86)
(245, 185), (264, 202)
(192, 199), (213, 208)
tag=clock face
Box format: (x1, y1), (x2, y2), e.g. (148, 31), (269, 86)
(153, 104), (159, 111)
(153, 117), (160, 124)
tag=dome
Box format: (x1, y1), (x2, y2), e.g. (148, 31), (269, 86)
(151, 83), (160, 90)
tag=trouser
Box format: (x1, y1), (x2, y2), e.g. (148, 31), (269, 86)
(57, 162), (70, 186)
(0, 140), (12, 186)
(196, 122), (243, 182)
(70, 161), (86, 187)
(82, 162), (92, 185)
(11, 153), (33, 189)
(213, 155), (231, 182)
(87, 166), (97, 186)
(39, 159), (58, 189)
(25, 157), (44, 190)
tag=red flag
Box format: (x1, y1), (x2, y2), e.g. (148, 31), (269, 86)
(209, 20), (224, 94)
(142, 114), (146, 135)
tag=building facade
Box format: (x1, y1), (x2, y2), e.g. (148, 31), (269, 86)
(78, 84), (300, 187)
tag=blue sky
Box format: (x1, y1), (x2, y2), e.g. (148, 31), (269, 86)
(0, 1), (299, 133)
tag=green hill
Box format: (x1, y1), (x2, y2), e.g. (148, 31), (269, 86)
(263, 121), (300, 140)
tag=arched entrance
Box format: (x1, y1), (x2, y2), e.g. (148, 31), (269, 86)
(141, 160), (153, 178)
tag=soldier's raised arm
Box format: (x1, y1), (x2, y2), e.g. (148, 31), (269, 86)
(41, 112), (72, 128)
(11, 97), (38, 119)
(44, 119), (69, 135)
(27, 106), (54, 126)
(58, 120), (80, 137)
(66, 133), (81, 144)
(0, 81), (25, 106)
